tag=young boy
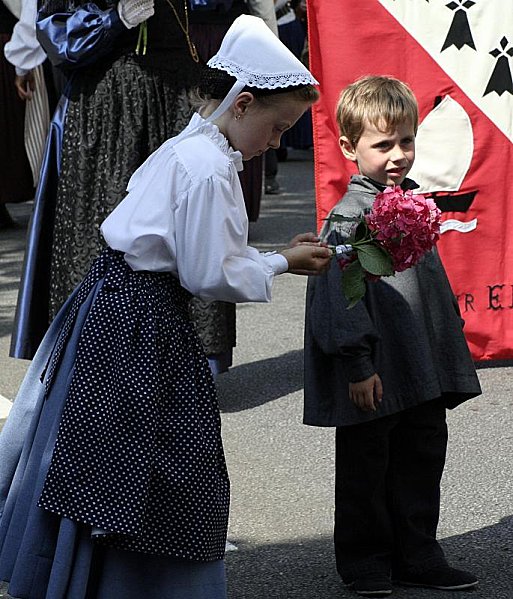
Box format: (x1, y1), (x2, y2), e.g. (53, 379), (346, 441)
(303, 76), (482, 597)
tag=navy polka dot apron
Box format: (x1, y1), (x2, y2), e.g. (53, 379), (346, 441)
(38, 249), (230, 561)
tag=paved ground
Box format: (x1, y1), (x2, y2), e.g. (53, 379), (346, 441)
(1, 151), (512, 598)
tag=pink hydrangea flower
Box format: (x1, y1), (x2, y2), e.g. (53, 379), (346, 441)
(365, 186), (441, 272)
(329, 186), (442, 307)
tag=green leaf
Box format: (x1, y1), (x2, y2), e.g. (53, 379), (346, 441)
(357, 243), (394, 276)
(353, 220), (370, 243)
(341, 260), (366, 309)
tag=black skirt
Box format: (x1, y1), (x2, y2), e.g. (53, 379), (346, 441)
(48, 55), (193, 318)
(0, 33), (34, 204)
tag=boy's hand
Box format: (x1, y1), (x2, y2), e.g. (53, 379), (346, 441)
(280, 244), (331, 276)
(349, 374), (383, 412)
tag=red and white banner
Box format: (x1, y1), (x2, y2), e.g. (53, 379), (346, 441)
(308, 0), (513, 361)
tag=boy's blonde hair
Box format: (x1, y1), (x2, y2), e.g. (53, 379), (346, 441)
(336, 75), (419, 147)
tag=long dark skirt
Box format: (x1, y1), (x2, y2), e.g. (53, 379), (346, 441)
(0, 33), (34, 204)
(11, 54), (236, 372)
(278, 20), (313, 150)
(48, 56), (192, 318)
(0, 251), (228, 598)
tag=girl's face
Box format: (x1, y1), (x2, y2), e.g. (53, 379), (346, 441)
(220, 94), (311, 160)
(340, 119), (416, 186)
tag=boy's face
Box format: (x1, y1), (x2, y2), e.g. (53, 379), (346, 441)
(339, 119), (415, 186)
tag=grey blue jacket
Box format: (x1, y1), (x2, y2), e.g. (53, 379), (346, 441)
(303, 175), (481, 427)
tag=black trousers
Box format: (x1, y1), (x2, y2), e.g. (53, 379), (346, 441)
(334, 399), (449, 582)
(264, 148), (278, 179)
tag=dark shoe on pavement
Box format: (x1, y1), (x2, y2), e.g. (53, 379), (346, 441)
(349, 574), (393, 597)
(264, 176), (281, 195)
(395, 565), (478, 591)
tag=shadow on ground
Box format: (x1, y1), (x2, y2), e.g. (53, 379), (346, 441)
(217, 350), (304, 413)
(1, 518), (511, 598)
(226, 516), (513, 598)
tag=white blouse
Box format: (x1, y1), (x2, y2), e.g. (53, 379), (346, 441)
(101, 113), (288, 303)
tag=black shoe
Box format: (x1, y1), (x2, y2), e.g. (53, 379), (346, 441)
(395, 565), (478, 591)
(264, 177), (281, 195)
(349, 575), (392, 597)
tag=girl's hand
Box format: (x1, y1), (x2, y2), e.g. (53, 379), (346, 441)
(280, 244), (331, 276)
(349, 374), (383, 412)
(287, 232), (323, 247)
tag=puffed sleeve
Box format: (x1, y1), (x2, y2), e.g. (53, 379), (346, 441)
(175, 174), (287, 302)
(306, 228), (380, 382)
(4, 0), (47, 75)
(36, 2), (125, 70)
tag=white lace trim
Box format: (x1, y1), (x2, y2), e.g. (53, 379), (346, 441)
(207, 57), (317, 89)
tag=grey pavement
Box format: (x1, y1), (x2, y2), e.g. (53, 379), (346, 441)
(0, 151), (512, 598)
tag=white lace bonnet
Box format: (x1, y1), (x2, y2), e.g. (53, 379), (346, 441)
(206, 14), (319, 122)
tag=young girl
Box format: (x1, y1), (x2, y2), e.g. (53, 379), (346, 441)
(0, 15), (331, 599)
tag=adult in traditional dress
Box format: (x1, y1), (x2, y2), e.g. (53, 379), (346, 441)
(0, 0), (34, 229)
(10, 0), (199, 358)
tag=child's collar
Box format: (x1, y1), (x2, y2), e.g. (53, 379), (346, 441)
(183, 113), (244, 171)
(361, 175), (419, 192)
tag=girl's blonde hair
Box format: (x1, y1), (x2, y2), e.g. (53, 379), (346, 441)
(336, 75), (419, 147)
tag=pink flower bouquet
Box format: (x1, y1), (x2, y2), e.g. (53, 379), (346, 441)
(328, 186), (441, 308)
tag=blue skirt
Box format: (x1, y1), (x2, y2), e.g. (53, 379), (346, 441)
(0, 254), (227, 599)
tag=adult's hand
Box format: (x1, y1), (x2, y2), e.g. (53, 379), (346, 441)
(14, 71), (35, 101)
(117, 0), (154, 29)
